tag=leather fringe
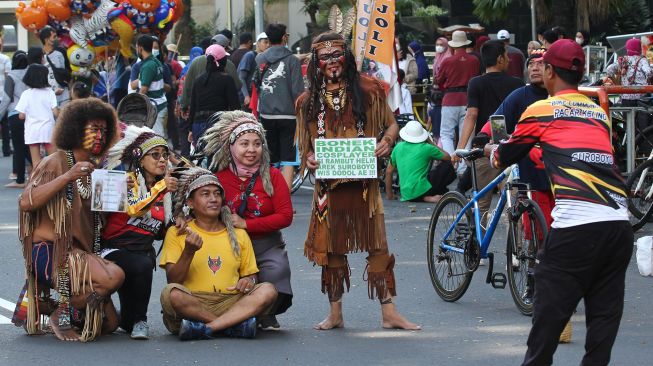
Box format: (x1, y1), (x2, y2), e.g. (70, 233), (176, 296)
(321, 262), (351, 302)
(366, 254), (397, 300)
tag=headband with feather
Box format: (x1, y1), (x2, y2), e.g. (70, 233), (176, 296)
(173, 166), (240, 256)
(104, 125), (172, 224)
(198, 111), (275, 197)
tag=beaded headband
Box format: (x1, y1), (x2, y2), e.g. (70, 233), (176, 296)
(312, 39), (346, 52)
(186, 174), (223, 199)
(130, 134), (168, 160)
(229, 122), (264, 144)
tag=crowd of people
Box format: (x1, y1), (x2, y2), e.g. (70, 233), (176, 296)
(0, 20), (641, 366)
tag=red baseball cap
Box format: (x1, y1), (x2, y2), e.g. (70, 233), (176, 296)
(543, 39), (585, 73)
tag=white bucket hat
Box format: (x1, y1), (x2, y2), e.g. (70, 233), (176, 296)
(448, 30), (471, 48)
(399, 120), (430, 143)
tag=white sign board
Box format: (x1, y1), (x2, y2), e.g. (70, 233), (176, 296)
(91, 169), (128, 212)
(315, 138), (377, 179)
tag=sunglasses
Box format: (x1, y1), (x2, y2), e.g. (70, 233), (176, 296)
(145, 151), (170, 160)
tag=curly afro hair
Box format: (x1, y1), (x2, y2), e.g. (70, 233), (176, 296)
(53, 98), (118, 155)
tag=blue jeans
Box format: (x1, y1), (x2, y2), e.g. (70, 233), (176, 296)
(192, 119), (208, 146)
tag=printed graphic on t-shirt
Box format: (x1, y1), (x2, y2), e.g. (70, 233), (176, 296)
(127, 216), (163, 235)
(260, 62), (286, 95)
(208, 255), (222, 274)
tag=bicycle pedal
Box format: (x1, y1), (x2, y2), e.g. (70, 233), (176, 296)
(490, 273), (507, 289)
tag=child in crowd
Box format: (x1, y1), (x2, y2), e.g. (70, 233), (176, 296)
(388, 120), (456, 203)
(15, 64), (58, 168)
(71, 81), (91, 100)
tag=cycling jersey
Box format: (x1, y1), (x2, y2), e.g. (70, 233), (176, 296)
(493, 90), (629, 228)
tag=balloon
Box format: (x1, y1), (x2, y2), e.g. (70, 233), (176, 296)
(16, 1), (49, 32)
(130, 0), (159, 13)
(109, 14), (135, 58)
(170, 0), (182, 23)
(68, 0), (118, 48)
(70, 0), (96, 16)
(46, 0), (71, 22)
(67, 43), (96, 72)
(153, 0), (173, 30)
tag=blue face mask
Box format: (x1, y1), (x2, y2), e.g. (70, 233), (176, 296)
(152, 49), (160, 57)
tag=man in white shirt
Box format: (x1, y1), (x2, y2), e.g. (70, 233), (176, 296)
(0, 35), (12, 157)
(39, 26), (69, 106)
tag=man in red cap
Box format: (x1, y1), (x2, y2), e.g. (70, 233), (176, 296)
(485, 39), (633, 365)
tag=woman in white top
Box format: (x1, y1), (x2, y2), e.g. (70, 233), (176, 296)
(15, 64), (59, 168)
(605, 38), (653, 106)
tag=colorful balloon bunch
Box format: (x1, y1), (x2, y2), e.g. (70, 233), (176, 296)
(16, 0), (182, 61)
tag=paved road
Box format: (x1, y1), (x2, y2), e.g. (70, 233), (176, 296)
(0, 156), (650, 365)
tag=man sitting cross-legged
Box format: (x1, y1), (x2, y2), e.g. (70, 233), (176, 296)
(159, 167), (277, 340)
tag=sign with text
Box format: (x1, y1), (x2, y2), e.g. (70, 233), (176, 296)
(91, 169), (128, 212)
(315, 138), (377, 179)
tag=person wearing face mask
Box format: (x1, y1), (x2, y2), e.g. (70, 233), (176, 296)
(39, 26), (69, 106)
(428, 36), (453, 144)
(296, 31), (420, 332)
(130, 35), (168, 137)
(575, 30), (589, 47)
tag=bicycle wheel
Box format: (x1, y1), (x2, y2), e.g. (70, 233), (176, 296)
(626, 159), (653, 220)
(506, 199), (547, 316)
(427, 191), (475, 302)
(291, 167), (307, 194)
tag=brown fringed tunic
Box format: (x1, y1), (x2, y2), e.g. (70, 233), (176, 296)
(19, 150), (103, 341)
(296, 75), (397, 301)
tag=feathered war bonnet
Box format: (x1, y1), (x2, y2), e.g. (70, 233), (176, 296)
(104, 125), (173, 224)
(172, 166), (240, 256)
(199, 111), (274, 196)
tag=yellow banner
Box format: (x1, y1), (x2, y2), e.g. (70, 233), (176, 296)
(354, 0), (395, 67)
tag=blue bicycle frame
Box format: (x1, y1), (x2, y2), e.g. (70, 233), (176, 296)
(439, 164), (517, 259)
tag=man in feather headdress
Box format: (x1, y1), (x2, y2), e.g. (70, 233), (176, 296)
(159, 167), (278, 340)
(17, 99), (124, 342)
(296, 31), (420, 330)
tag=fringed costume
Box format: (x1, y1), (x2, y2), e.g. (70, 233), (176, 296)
(296, 74), (397, 302)
(19, 151), (104, 342)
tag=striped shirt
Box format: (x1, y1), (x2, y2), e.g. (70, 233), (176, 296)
(493, 90), (629, 228)
(139, 55), (167, 111)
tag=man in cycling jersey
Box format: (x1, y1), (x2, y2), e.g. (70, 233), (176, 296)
(486, 39), (633, 366)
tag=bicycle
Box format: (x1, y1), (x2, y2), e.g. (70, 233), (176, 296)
(626, 150), (653, 231)
(426, 148), (548, 315)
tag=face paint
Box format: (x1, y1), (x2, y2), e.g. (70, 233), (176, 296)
(83, 124), (107, 155)
(317, 50), (346, 83)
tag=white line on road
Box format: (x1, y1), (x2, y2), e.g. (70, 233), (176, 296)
(0, 314), (11, 324)
(0, 297), (16, 312)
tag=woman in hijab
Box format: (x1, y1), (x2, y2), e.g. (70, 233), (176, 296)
(408, 40), (430, 85)
(181, 46), (203, 78)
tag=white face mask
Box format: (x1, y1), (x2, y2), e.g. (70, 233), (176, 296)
(575, 37), (584, 45)
(436, 45), (445, 53)
(152, 49), (160, 57)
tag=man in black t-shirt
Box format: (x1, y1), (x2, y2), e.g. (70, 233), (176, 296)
(454, 40), (524, 227)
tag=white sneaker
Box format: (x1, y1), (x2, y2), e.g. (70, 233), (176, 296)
(130, 321), (149, 340)
(479, 258), (488, 266)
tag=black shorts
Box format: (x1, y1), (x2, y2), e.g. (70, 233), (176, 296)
(260, 117), (297, 165)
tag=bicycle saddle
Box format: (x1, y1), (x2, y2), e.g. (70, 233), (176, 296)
(455, 148), (485, 161)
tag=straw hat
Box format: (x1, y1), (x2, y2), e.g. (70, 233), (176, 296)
(448, 30), (471, 48)
(399, 121), (430, 143)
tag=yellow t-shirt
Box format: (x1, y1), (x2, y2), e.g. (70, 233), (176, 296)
(159, 221), (258, 293)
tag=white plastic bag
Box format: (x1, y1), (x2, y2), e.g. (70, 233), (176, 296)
(635, 236), (653, 277)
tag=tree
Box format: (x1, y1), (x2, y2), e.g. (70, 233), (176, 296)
(472, 0), (612, 33)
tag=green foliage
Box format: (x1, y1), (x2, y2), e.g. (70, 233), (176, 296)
(191, 11), (220, 45)
(609, 0), (651, 34)
(414, 5), (448, 17)
(397, 0), (422, 16)
(472, 0), (514, 23)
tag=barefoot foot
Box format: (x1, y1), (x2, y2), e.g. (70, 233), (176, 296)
(313, 315), (344, 330)
(381, 303), (421, 330)
(49, 312), (81, 341)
